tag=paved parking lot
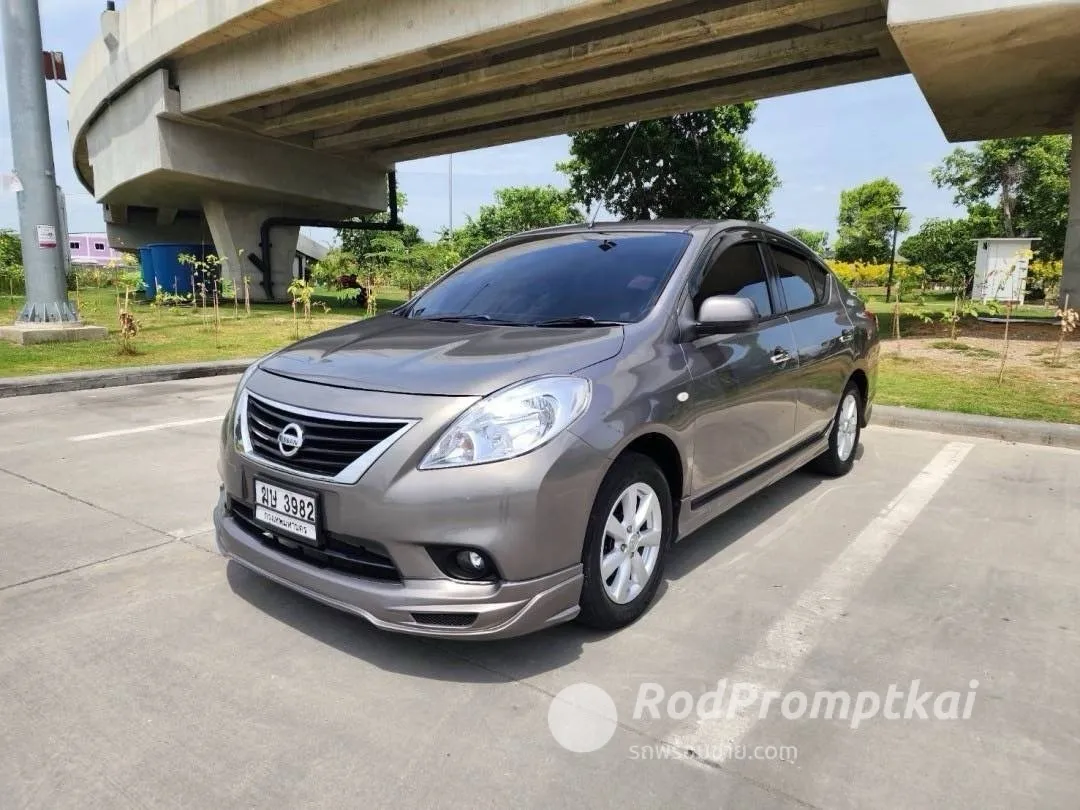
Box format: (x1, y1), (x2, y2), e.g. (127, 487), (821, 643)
(2, 377), (1078, 809)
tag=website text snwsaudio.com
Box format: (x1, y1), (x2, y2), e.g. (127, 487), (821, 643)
(547, 680), (980, 756)
(629, 742), (799, 762)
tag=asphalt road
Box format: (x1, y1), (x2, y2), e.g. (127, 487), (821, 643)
(1, 377), (1078, 809)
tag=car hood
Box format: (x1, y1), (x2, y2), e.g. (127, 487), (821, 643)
(258, 315), (624, 396)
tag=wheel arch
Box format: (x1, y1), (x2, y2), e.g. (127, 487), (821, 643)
(605, 429), (686, 526)
(848, 368), (870, 427)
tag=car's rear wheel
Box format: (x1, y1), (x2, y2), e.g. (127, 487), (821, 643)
(577, 453), (673, 631)
(811, 382), (862, 476)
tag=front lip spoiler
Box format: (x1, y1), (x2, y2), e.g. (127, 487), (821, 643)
(215, 506), (583, 640)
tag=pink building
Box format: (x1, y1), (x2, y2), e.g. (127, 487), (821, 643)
(68, 232), (126, 267)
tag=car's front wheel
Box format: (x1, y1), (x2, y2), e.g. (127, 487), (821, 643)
(577, 453), (673, 631)
(811, 382), (862, 476)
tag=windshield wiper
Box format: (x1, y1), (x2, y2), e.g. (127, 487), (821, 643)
(530, 316), (623, 328)
(420, 314), (525, 325)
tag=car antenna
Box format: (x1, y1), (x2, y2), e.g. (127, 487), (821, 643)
(587, 121), (641, 229)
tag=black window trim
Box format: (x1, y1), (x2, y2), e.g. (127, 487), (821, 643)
(761, 235), (830, 316)
(685, 230), (785, 325)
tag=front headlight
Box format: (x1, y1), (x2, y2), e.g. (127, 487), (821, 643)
(420, 376), (591, 469)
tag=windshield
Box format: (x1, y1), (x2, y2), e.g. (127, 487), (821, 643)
(405, 231), (691, 324)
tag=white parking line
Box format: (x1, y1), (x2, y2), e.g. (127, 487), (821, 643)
(69, 416), (223, 442)
(668, 441), (974, 762)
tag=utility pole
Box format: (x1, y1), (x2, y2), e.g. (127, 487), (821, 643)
(883, 205), (907, 304)
(448, 153), (454, 233)
(1, 0), (81, 330)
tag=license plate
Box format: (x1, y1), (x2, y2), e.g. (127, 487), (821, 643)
(254, 479), (319, 543)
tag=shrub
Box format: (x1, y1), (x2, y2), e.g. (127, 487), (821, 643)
(0, 264), (26, 296)
(827, 261), (925, 295)
(1028, 259), (1063, 301)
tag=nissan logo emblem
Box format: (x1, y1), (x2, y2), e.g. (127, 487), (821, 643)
(277, 422), (304, 457)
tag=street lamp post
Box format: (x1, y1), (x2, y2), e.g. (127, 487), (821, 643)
(884, 205), (907, 304)
(0, 0), (76, 324)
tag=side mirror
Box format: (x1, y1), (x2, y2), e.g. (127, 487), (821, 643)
(695, 295), (759, 335)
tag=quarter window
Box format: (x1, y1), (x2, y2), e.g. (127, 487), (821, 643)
(694, 242), (772, 318)
(770, 247), (826, 311)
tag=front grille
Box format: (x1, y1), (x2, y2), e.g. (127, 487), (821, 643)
(228, 500), (401, 582)
(411, 612), (478, 628)
(245, 394), (408, 478)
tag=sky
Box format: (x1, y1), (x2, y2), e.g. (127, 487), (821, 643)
(1, 0), (967, 247)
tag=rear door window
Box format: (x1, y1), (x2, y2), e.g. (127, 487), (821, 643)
(770, 246), (825, 312)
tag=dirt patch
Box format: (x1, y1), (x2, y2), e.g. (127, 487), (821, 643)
(886, 335), (1080, 384)
(899, 317), (1080, 343)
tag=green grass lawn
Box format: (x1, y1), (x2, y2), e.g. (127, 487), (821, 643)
(858, 287), (1054, 319)
(3, 285), (1076, 425)
(876, 355), (1080, 424)
(0, 286), (408, 377)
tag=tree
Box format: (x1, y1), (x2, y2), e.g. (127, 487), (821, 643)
(788, 227), (829, 256)
(834, 178), (910, 263)
(0, 229), (21, 269)
(338, 191), (421, 265)
(393, 241), (461, 297)
(899, 217), (978, 289)
(447, 185), (583, 257)
(558, 103), (779, 221)
(931, 136), (1071, 259)
(309, 248), (358, 289)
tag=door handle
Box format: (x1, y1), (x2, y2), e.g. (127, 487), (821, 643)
(839, 330), (854, 344)
(770, 349), (791, 365)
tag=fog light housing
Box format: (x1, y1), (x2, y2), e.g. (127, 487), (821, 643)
(456, 549), (488, 576)
(427, 546), (498, 581)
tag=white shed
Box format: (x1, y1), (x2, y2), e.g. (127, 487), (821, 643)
(972, 238), (1038, 304)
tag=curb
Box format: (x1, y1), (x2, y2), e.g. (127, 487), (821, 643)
(0, 359), (255, 398)
(873, 405), (1080, 450)
(3, 363), (1077, 451)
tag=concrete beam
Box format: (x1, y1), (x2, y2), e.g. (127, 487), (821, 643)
(103, 203), (128, 225)
(888, 0), (1080, 140)
(259, 0), (875, 137)
(105, 209), (211, 253)
(179, 0), (680, 118)
(316, 20), (888, 152)
(155, 207), (179, 226)
(371, 53), (904, 163)
(69, 1), (356, 192)
(85, 70), (387, 216)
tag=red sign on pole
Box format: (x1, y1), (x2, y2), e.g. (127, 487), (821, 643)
(42, 51), (66, 81)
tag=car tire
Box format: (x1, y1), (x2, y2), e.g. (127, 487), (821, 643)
(811, 382), (863, 477)
(577, 453), (673, 631)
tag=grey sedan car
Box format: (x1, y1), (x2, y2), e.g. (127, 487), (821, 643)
(214, 220), (879, 638)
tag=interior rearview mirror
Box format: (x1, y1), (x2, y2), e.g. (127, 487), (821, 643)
(695, 295), (759, 335)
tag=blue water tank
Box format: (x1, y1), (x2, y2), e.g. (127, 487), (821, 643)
(139, 243), (213, 297)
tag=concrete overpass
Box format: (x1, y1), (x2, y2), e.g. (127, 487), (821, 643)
(69, 0), (1080, 301)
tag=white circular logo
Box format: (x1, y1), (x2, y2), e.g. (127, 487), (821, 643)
(547, 682), (618, 753)
(277, 422), (304, 457)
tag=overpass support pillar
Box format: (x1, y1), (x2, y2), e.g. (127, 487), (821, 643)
(204, 200), (299, 303)
(1062, 106), (1080, 309)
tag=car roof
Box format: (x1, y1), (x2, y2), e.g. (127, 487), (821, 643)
(518, 219), (796, 241)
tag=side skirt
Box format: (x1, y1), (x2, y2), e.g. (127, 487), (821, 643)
(675, 425), (831, 542)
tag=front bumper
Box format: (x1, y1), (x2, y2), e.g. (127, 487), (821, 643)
(216, 371), (612, 639)
(215, 496), (583, 639)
